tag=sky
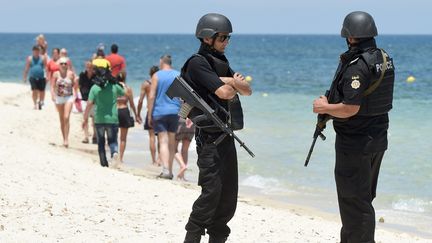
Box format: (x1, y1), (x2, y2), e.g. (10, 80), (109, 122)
(1, 0), (431, 34)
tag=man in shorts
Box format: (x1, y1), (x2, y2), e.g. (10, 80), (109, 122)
(23, 45), (48, 110)
(147, 55), (181, 179)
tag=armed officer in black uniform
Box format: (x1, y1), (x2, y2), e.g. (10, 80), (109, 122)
(181, 13), (252, 243)
(313, 11), (395, 243)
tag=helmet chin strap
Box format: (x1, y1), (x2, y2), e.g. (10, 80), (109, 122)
(346, 38), (351, 48)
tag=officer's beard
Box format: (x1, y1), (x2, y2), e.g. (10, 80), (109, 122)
(200, 42), (225, 57)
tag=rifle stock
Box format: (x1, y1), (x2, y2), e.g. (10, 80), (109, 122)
(166, 76), (255, 158)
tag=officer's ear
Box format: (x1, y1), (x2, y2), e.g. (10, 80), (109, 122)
(203, 37), (213, 45)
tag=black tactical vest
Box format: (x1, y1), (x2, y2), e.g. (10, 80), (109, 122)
(329, 43), (394, 117)
(181, 48), (244, 131)
(357, 49), (395, 116)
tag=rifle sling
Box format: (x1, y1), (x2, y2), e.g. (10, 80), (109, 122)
(363, 49), (388, 97)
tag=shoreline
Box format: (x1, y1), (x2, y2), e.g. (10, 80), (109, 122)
(0, 81), (430, 242)
(123, 117), (432, 238)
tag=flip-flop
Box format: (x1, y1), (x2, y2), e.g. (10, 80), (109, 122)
(82, 138), (89, 144)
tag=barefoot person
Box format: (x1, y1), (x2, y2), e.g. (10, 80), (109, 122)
(137, 65), (160, 165)
(147, 55), (181, 179)
(51, 57), (77, 148)
(23, 45), (48, 110)
(117, 71), (140, 164)
(174, 117), (195, 180)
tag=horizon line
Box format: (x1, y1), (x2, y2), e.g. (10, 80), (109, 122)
(1, 32), (432, 36)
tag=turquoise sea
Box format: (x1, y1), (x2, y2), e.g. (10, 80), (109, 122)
(1, 34), (431, 235)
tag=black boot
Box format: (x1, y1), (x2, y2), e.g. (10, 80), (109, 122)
(209, 235), (227, 243)
(184, 232), (202, 243)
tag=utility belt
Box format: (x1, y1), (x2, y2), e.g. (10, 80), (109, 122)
(195, 128), (225, 146)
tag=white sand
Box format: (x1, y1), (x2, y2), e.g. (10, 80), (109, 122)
(0, 82), (429, 242)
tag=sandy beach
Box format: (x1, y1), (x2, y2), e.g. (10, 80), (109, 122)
(0, 82), (429, 243)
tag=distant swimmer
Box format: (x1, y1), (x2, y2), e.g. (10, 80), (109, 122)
(23, 45), (48, 110)
(312, 11), (395, 243)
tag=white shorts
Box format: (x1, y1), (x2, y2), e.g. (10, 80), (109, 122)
(81, 101), (95, 117)
(55, 95), (74, 105)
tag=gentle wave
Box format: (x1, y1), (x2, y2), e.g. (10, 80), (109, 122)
(392, 198), (432, 213)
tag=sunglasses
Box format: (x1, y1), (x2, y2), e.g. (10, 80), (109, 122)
(60, 63), (68, 66)
(216, 35), (231, 42)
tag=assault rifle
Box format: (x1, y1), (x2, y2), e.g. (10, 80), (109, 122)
(304, 90), (331, 167)
(166, 76), (255, 158)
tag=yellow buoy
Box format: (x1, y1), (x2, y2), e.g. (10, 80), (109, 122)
(406, 75), (416, 83)
(262, 93), (268, 97)
(245, 75), (253, 82)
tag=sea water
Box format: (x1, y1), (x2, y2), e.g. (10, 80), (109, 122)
(1, 33), (431, 235)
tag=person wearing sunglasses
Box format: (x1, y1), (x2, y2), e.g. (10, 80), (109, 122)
(181, 13), (252, 243)
(51, 57), (77, 148)
(59, 48), (75, 73)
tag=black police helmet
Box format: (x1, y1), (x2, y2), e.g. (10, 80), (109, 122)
(195, 13), (232, 39)
(341, 11), (378, 38)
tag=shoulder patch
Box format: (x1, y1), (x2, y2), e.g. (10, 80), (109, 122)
(351, 75), (361, 89)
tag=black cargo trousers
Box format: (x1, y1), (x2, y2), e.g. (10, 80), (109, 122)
(185, 129), (238, 238)
(335, 150), (385, 243)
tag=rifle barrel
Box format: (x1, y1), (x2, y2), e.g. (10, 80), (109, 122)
(229, 130), (255, 157)
(304, 136), (318, 167)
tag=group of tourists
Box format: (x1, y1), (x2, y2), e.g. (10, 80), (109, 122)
(23, 36), (195, 179)
(23, 10), (395, 243)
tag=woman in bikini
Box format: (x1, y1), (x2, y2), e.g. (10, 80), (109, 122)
(51, 57), (77, 148)
(116, 71), (140, 165)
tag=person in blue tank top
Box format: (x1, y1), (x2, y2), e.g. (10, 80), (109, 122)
(147, 55), (181, 179)
(23, 45), (48, 110)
